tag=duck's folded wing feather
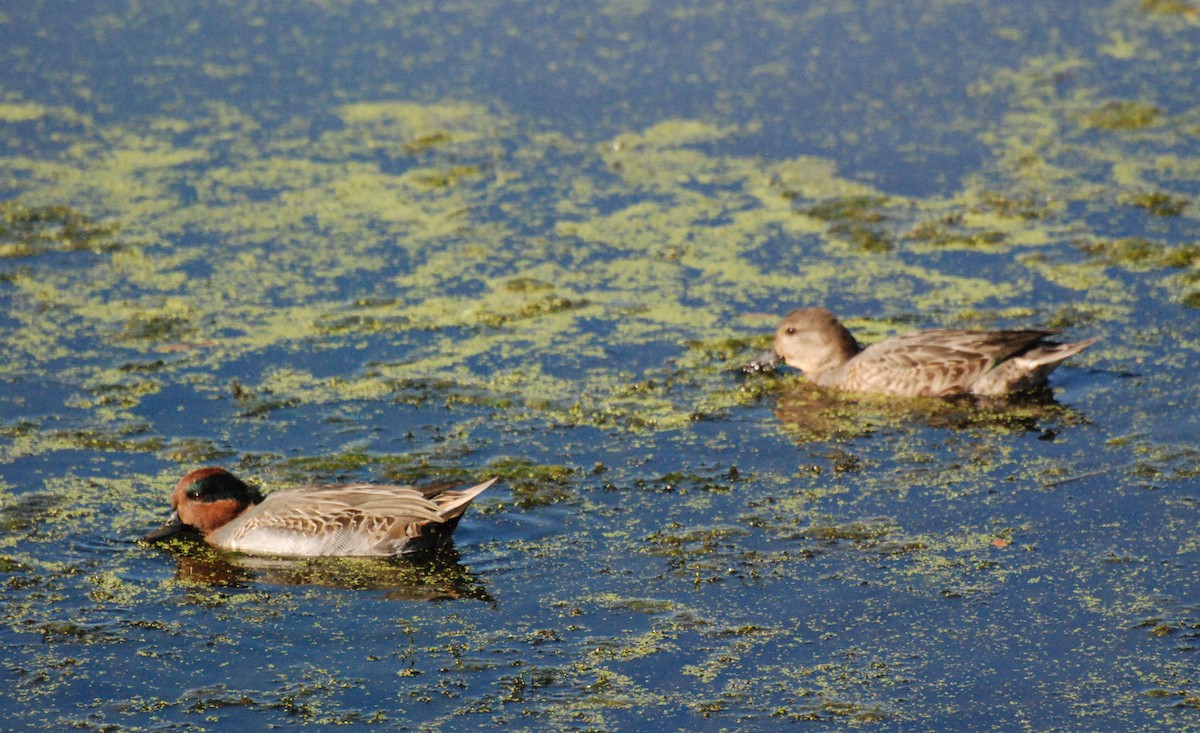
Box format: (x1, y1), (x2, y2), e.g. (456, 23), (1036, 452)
(847, 330), (1055, 395)
(214, 481), (497, 556)
(215, 486), (442, 555)
(259, 485), (446, 523)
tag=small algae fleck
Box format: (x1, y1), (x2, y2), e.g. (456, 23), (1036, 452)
(1077, 237), (1200, 271)
(0, 202), (120, 258)
(1121, 191), (1190, 217)
(1140, 0), (1200, 15)
(486, 457), (578, 508)
(0, 102), (52, 123)
(802, 196), (890, 224)
(1080, 100), (1162, 130)
(334, 100), (498, 149)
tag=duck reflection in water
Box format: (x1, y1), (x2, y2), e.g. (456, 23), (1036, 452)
(759, 378), (1088, 444)
(149, 534), (495, 602)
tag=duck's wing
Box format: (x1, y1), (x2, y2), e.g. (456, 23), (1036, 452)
(214, 479), (497, 557)
(844, 329), (1057, 396)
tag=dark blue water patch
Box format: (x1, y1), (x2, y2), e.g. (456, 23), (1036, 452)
(0, 246), (113, 282)
(223, 394), (526, 468)
(1068, 196), (1200, 249)
(687, 6), (1086, 196)
(528, 233), (658, 276)
(129, 378), (243, 439)
(741, 221), (825, 257)
(129, 368), (485, 464)
(1136, 155), (1200, 200)
(0, 448), (166, 501)
(598, 334), (686, 373)
(0, 110), (93, 164)
(193, 337), (431, 392)
(1084, 48), (1200, 119)
(126, 229), (213, 274)
(0, 374), (88, 425)
(215, 402), (407, 462)
(903, 249), (1091, 321)
(0, 451), (92, 496)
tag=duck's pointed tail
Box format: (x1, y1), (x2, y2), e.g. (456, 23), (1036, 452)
(1023, 336), (1099, 368)
(973, 336), (1097, 395)
(432, 478), (499, 520)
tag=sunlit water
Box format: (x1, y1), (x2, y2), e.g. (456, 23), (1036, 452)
(2, 1), (1199, 730)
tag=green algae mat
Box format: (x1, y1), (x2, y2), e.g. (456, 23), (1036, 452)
(1, 2), (1199, 730)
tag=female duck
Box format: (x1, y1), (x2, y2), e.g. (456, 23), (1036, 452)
(143, 467), (496, 557)
(747, 307), (1097, 397)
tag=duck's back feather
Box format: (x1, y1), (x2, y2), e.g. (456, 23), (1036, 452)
(835, 329), (1070, 396)
(208, 479), (496, 557)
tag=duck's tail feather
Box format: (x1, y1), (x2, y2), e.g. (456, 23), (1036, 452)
(1023, 336), (1098, 367)
(433, 478), (499, 520)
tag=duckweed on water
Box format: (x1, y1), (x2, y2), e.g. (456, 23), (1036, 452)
(3, 1), (1200, 730)
(1078, 237), (1200, 270)
(1080, 100), (1162, 130)
(0, 202), (120, 258)
(1141, 0), (1200, 13)
(801, 195), (891, 223)
(0, 99), (1091, 425)
(1123, 191), (1190, 216)
(486, 457), (578, 508)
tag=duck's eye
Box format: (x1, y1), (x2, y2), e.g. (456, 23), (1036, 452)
(186, 489), (200, 499)
(785, 327), (797, 335)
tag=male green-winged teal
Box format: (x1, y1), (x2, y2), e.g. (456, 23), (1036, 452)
(746, 307), (1097, 397)
(143, 467), (496, 557)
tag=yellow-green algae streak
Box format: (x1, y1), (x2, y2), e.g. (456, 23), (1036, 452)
(0, 101), (1149, 432)
(2, 0), (1200, 730)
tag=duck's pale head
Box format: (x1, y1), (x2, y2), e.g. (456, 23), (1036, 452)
(143, 467), (262, 541)
(772, 307), (862, 377)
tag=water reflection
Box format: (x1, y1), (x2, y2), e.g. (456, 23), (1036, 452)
(149, 537), (493, 603)
(762, 378), (1085, 443)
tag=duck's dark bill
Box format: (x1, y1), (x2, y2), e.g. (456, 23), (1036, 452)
(142, 512), (188, 541)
